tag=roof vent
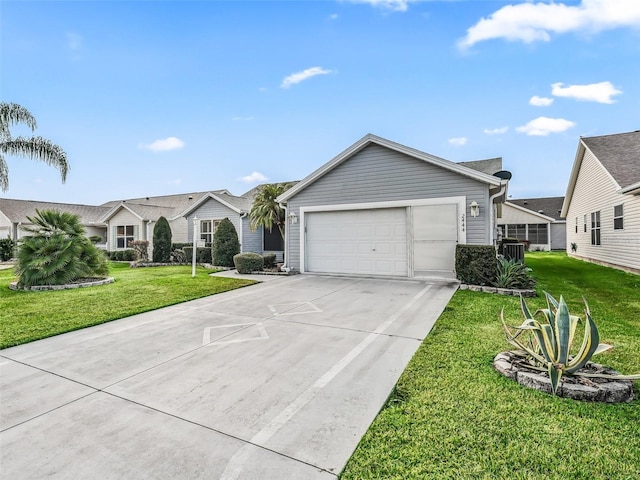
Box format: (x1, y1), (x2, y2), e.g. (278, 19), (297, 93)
(523, 201), (528, 205)
(538, 210), (544, 214)
(188, 196), (193, 200)
(145, 197), (149, 200)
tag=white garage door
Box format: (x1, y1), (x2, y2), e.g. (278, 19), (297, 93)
(305, 208), (407, 276)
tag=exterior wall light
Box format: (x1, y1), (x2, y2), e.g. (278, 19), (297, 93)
(288, 212), (298, 224)
(470, 201), (480, 218)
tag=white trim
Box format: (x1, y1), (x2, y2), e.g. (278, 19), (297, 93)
(277, 134), (502, 203)
(298, 196), (466, 275)
(172, 192), (243, 220)
(101, 203), (144, 223)
(503, 201), (558, 223)
(620, 181), (640, 195)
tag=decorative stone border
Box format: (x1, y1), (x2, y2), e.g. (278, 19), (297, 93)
(458, 284), (536, 297)
(494, 351), (635, 403)
(9, 277), (115, 291)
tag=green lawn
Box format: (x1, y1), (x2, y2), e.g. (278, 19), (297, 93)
(341, 252), (640, 480)
(0, 263), (255, 349)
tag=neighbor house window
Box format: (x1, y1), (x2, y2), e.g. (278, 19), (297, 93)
(614, 204), (624, 230)
(583, 214), (587, 233)
(116, 225), (135, 249)
(200, 220), (221, 244)
(528, 224), (548, 244)
(506, 224), (526, 241)
(575, 217), (578, 234)
(591, 211), (601, 245)
(263, 225), (284, 251)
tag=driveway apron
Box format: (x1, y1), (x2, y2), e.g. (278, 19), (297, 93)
(1, 274), (457, 479)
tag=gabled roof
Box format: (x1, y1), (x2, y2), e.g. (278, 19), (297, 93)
(277, 134), (506, 203)
(562, 130), (640, 216)
(507, 197), (565, 221)
(0, 198), (109, 225)
(172, 192), (246, 220)
(101, 202), (176, 223)
(457, 158), (503, 176)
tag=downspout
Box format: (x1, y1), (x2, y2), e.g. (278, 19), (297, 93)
(239, 212), (246, 252)
(280, 202), (290, 272)
(489, 182), (507, 246)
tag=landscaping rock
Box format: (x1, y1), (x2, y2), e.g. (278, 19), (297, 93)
(493, 351), (635, 403)
(9, 277), (115, 291)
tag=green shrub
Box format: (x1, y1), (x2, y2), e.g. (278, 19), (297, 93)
(493, 257), (536, 289)
(233, 252), (264, 274)
(152, 216), (172, 262)
(88, 235), (103, 244)
(455, 244), (497, 285)
(182, 246), (212, 264)
(128, 240), (149, 262)
(212, 218), (240, 267)
(0, 236), (16, 261)
(107, 250), (135, 261)
(262, 253), (276, 268)
(15, 209), (108, 288)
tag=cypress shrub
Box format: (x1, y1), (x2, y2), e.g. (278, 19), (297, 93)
(152, 216), (172, 262)
(262, 253), (276, 268)
(212, 218), (240, 267)
(455, 244), (497, 286)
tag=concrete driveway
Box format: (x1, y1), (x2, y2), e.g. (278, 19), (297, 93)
(1, 274), (457, 479)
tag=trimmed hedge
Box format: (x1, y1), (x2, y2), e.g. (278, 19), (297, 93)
(234, 252), (264, 274)
(153, 216), (172, 263)
(107, 250), (136, 261)
(455, 244), (497, 286)
(262, 253), (277, 268)
(0, 237), (16, 261)
(182, 247), (213, 264)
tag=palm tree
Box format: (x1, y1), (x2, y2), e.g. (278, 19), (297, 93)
(248, 182), (293, 239)
(0, 102), (69, 192)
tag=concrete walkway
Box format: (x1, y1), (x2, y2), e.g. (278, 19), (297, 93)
(1, 274), (457, 479)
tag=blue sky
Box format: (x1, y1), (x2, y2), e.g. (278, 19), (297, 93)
(2, 0), (639, 205)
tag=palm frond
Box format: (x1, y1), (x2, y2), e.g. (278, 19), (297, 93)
(0, 102), (37, 139)
(0, 136), (68, 182)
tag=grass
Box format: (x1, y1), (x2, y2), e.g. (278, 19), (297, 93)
(341, 252), (640, 480)
(0, 263), (255, 349)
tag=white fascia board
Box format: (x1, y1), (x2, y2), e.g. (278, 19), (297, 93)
(620, 181), (640, 195)
(100, 203), (144, 223)
(504, 201), (558, 223)
(171, 192), (242, 220)
(278, 134), (502, 203)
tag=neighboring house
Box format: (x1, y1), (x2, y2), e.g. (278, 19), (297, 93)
(498, 197), (566, 251)
(562, 130), (640, 273)
(0, 199), (110, 248)
(1, 184), (295, 260)
(277, 134), (510, 279)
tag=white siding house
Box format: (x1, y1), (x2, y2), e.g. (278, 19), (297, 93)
(498, 197), (566, 251)
(562, 131), (640, 273)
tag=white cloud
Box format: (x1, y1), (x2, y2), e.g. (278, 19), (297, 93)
(459, 0), (640, 49)
(240, 171), (268, 184)
(281, 67), (333, 89)
(483, 127), (509, 135)
(167, 179), (182, 185)
(232, 116), (255, 122)
(65, 32), (83, 51)
(345, 0), (411, 12)
(551, 81), (622, 103)
(138, 137), (185, 152)
(516, 117), (576, 136)
(529, 96), (554, 107)
(329, 13), (339, 20)
(448, 137), (468, 146)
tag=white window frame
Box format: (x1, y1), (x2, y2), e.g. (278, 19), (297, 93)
(591, 211), (601, 246)
(199, 219), (221, 244)
(613, 204), (624, 230)
(116, 225), (135, 249)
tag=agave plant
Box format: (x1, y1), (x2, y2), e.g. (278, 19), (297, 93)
(501, 292), (640, 395)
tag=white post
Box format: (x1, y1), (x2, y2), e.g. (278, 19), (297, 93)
(192, 216), (198, 277)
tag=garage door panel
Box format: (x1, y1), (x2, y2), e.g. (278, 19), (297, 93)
(414, 242), (457, 272)
(306, 208), (407, 276)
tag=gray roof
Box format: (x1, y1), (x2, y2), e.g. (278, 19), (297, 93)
(457, 158), (503, 176)
(509, 196), (565, 221)
(582, 131), (640, 189)
(0, 198), (110, 224)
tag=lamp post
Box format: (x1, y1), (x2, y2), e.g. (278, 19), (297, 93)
(192, 216), (198, 277)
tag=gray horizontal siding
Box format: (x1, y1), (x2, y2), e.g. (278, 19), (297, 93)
(185, 199), (241, 243)
(286, 144), (490, 271)
(242, 217), (263, 254)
